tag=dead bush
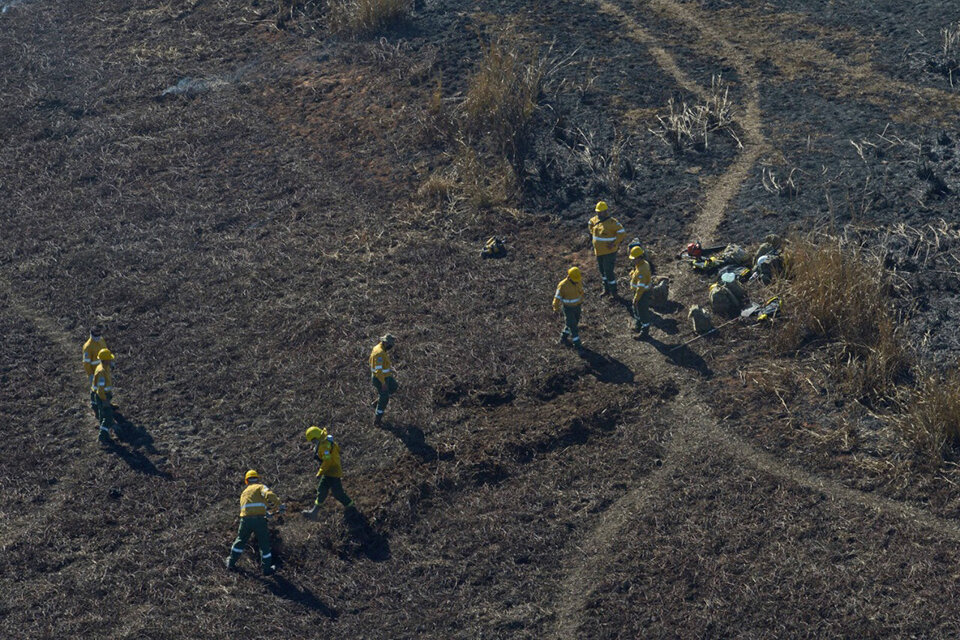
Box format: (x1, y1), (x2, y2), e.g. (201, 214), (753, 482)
(899, 371), (960, 465)
(459, 38), (546, 170)
(327, 0), (410, 37)
(774, 237), (910, 402)
(650, 75), (740, 153)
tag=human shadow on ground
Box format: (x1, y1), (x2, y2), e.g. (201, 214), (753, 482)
(266, 575), (339, 619)
(645, 336), (713, 377)
(344, 508), (391, 562)
(381, 422), (438, 462)
(650, 311), (679, 335)
(104, 414), (171, 478)
(652, 299), (683, 315)
(578, 347), (635, 384)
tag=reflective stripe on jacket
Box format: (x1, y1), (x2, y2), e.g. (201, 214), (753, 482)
(552, 277), (584, 312)
(316, 440), (343, 478)
(370, 343), (394, 384)
(82, 338), (107, 377)
(630, 260), (652, 303)
(588, 215), (626, 256)
(91, 364), (113, 400)
(239, 483), (281, 517)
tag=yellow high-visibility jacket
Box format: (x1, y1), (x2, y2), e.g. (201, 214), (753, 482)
(553, 277), (584, 312)
(239, 482), (281, 517)
(82, 337), (107, 377)
(630, 260), (652, 303)
(370, 343), (394, 384)
(315, 440), (343, 478)
(588, 215), (626, 256)
(91, 363), (113, 401)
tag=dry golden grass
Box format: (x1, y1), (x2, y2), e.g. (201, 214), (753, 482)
(327, 0), (410, 36)
(774, 237), (910, 403)
(460, 38), (545, 167)
(900, 372), (960, 465)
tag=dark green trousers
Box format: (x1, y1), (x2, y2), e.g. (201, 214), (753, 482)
(95, 393), (114, 437)
(596, 253), (617, 293)
(89, 376), (98, 415)
(372, 376), (399, 416)
(633, 291), (651, 331)
(315, 476), (353, 507)
(228, 515), (272, 570)
(561, 305), (582, 345)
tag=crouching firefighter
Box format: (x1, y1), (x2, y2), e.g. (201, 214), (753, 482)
(629, 246), (653, 337)
(302, 426), (355, 519)
(226, 469), (283, 576)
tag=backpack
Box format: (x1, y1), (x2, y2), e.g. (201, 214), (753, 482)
(481, 236), (507, 259)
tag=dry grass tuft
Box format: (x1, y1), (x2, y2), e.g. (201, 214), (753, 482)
(942, 21), (960, 59)
(327, 0), (410, 37)
(459, 38), (547, 168)
(651, 75), (739, 152)
(774, 237), (910, 402)
(899, 371), (960, 465)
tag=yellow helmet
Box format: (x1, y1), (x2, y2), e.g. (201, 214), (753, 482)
(630, 246), (645, 259)
(595, 201), (608, 213)
(244, 469), (259, 484)
(305, 426), (326, 442)
(97, 348), (114, 361)
(567, 267), (582, 282)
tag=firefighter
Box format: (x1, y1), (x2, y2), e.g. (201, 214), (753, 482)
(370, 334), (399, 427)
(553, 266), (585, 352)
(82, 327), (107, 416)
(91, 348), (116, 444)
(226, 469), (283, 576)
(588, 201), (627, 297)
(302, 426), (355, 519)
(629, 246), (653, 337)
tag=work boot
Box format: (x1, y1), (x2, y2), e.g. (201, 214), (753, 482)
(263, 565), (276, 577)
(558, 334), (570, 346)
(639, 324), (650, 339)
(225, 557), (236, 570)
(98, 428), (111, 444)
(302, 503), (319, 520)
(374, 413), (383, 427)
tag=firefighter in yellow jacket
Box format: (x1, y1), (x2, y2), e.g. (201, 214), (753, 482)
(553, 266), (585, 352)
(588, 201), (627, 297)
(91, 348), (117, 444)
(82, 327), (107, 416)
(629, 246), (653, 337)
(370, 334), (399, 427)
(226, 469), (283, 575)
(302, 426), (355, 519)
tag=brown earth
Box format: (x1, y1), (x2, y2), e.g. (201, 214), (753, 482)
(3, 0), (960, 638)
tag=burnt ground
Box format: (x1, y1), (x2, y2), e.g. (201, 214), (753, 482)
(4, 0), (960, 637)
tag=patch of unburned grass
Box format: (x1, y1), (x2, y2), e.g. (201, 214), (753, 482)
(459, 38), (546, 168)
(774, 237), (910, 403)
(900, 371), (960, 465)
(327, 0), (410, 37)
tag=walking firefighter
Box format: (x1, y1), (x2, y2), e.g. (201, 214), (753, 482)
(82, 327), (107, 416)
(226, 469), (284, 576)
(91, 348), (119, 444)
(588, 201), (626, 297)
(553, 266), (585, 353)
(370, 333), (399, 427)
(301, 426), (355, 519)
(629, 246), (653, 337)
